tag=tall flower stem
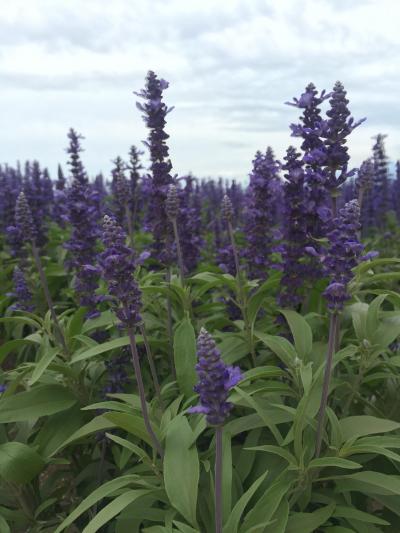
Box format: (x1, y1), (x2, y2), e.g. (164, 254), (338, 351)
(171, 218), (185, 286)
(140, 324), (163, 410)
(127, 326), (164, 459)
(315, 313), (339, 457)
(215, 425), (223, 533)
(125, 204), (135, 251)
(31, 243), (69, 356)
(165, 268), (177, 381)
(227, 221), (256, 367)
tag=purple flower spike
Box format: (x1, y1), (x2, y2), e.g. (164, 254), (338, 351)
(189, 328), (242, 426)
(322, 199), (364, 311)
(8, 266), (34, 312)
(99, 215), (142, 329)
(279, 146), (309, 307)
(243, 148), (281, 279)
(15, 192), (36, 243)
(135, 71), (175, 264)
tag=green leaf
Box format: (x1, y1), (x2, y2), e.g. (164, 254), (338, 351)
(0, 442), (44, 484)
(308, 457), (361, 470)
(285, 504), (335, 533)
(103, 412), (159, 447)
(71, 336), (130, 363)
(0, 338), (38, 364)
(300, 362), (313, 396)
(333, 505), (389, 525)
(339, 416), (400, 441)
(336, 471), (400, 496)
(173, 316), (197, 398)
(0, 515), (10, 533)
(349, 303), (368, 341)
(280, 310), (313, 359)
(173, 522), (199, 533)
(254, 331), (297, 367)
(82, 310), (116, 333)
(29, 345), (60, 385)
(247, 445), (297, 467)
(223, 471), (268, 533)
(240, 366), (284, 383)
(66, 307), (87, 338)
(35, 406), (85, 458)
(52, 415), (116, 454)
(247, 275), (280, 325)
(164, 416), (199, 527)
(234, 387), (283, 445)
(373, 315), (400, 348)
(326, 407), (343, 449)
(0, 385), (77, 423)
(82, 490), (152, 533)
(0, 316), (42, 329)
(263, 499), (289, 533)
(54, 475), (138, 533)
(34, 497), (58, 519)
(105, 433), (151, 464)
(241, 474), (293, 531)
(366, 294), (387, 335)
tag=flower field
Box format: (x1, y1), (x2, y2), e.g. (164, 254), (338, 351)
(1, 71), (400, 532)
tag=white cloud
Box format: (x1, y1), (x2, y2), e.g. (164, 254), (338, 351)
(0, 0), (399, 180)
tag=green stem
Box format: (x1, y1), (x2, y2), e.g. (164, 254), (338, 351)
(165, 268), (177, 381)
(31, 242), (69, 356)
(125, 203), (135, 251)
(172, 218), (185, 287)
(227, 221), (256, 366)
(315, 313), (338, 457)
(140, 323), (163, 410)
(215, 426), (223, 533)
(127, 327), (164, 459)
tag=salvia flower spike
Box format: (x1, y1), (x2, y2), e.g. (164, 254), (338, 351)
(221, 194), (234, 223)
(99, 215), (163, 458)
(166, 184), (179, 221)
(15, 193), (68, 354)
(189, 327), (241, 533)
(99, 215), (141, 329)
(189, 327), (242, 425)
(9, 266), (33, 312)
(15, 192), (36, 243)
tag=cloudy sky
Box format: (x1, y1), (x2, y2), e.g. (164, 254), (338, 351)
(1, 0), (399, 182)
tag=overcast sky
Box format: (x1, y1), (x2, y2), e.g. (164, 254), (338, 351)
(1, 0), (399, 182)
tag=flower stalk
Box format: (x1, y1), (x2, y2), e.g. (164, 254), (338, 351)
(215, 425), (223, 533)
(222, 195), (256, 366)
(315, 313), (338, 457)
(127, 326), (164, 458)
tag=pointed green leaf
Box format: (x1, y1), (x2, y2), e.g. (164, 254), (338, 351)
(0, 385), (77, 423)
(339, 416), (400, 441)
(82, 490), (152, 533)
(0, 442), (45, 484)
(173, 316), (197, 398)
(164, 416), (199, 527)
(280, 310), (313, 359)
(223, 471), (268, 533)
(54, 475), (138, 533)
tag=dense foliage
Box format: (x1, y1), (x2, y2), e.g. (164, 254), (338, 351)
(1, 72), (400, 532)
